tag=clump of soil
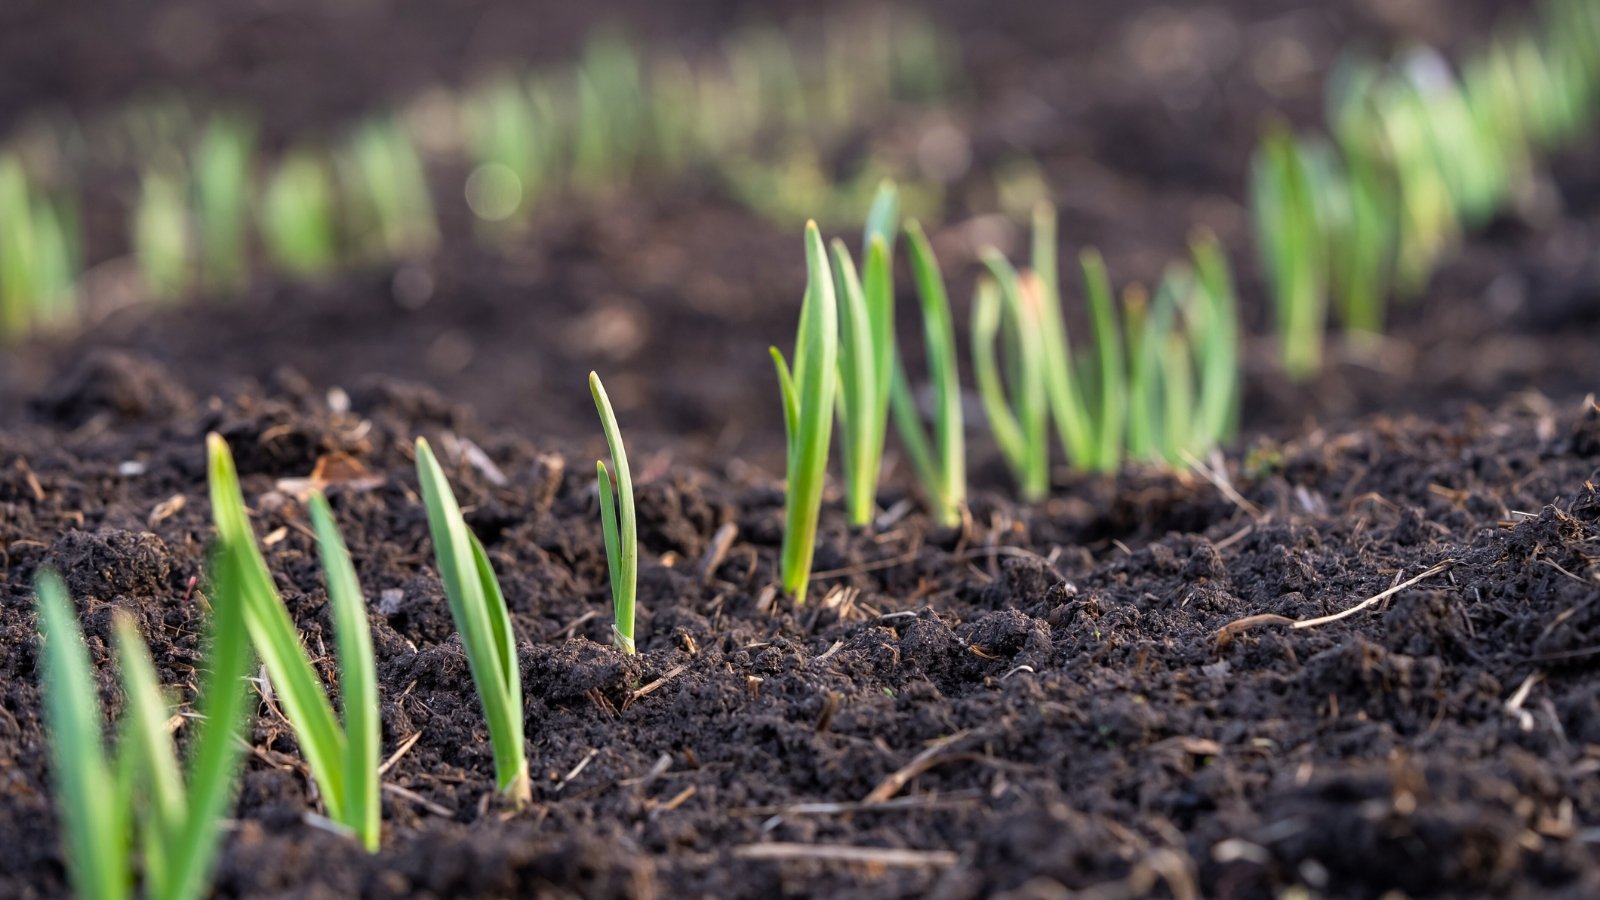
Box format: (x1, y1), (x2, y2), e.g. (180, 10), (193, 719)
(3, 354), (1599, 898)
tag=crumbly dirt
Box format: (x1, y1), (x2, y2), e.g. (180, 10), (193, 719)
(3, 349), (1600, 899)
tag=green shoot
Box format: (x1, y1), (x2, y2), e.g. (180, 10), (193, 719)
(972, 250), (1049, 501)
(133, 168), (191, 301)
(861, 181), (899, 512)
(1323, 58), (1398, 334)
(589, 372), (638, 653)
(1189, 230), (1242, 448)
(1027, 202), (1092, 469)
(461, 76), (549, 225)
(261, 149), (338, 278)
(1372, 72), (1460, 298)
(1078, 248), (1126, 471)
(772, 222), (839, 605)
(0, 157), (36, 338)
(339, 118), (437, 260)
(1122, 285), (1155, 462)
(0, 159), (79, 339)
(573, 33), (645, 194)
(206, 434), (381, 850)
(413, 437), (530, 804)
(831, 180), (899, 526)
(889, 219), (965, 527)
(36, 559), (252, 900)
(36, 571), (130, 900)
(192, 115), (255, 294)
(1250, 123), (1325, 380)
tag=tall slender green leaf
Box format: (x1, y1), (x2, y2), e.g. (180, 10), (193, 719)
(414, 438), (530, 803)
(590, 372), (638, 652)
(774, 222), (839, 604)
(36, 572), (130, 900)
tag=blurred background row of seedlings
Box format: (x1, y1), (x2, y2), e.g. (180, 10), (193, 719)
(0, 6), (956, 342)
(1251, 0), (1600, 379)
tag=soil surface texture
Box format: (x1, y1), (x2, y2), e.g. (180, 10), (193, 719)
(3, 346), (1600, 899)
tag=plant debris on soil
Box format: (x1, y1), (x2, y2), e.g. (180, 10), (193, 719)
(4, 353), (1600, 899)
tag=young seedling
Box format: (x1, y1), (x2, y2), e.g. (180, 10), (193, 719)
(1075, 247), (1126, 472)
(461, 76), (550, 226)
(589, 372), (638, 653)
(1189, 229), (1242, 449)
(207, 434), (381, 851)
(971, 250), (1049, 500)
(772, 222), (839, 605)
(573, 32), (645, 194)
(133, 168), (191, 302)
(889, 219), (965, 527)
(1323, 56), (1398, 334)
(193, 114), (255, 295)
(413, 437), (530, 804)
(35, 571), (130, 900)
(35, 562), (252, 900)
(339, 117), (438, 261)
(832, 180), (898, 526)
(0, 159), (79, 339)
(0, 157), (36, 338)
(1371, 72), (1460, 299)
(1250, 123), (1325, 380)
(261, 149), (338, 278)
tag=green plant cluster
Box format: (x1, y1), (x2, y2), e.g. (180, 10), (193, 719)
(1251, 0), (1600, 379)
(971, 206), (1239, 499)
(36, 434), (549, 897)
(765, 187), (1239, 598)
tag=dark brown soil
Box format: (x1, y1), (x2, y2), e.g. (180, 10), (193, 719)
(5, 338), (1600, 899)
(4, 0), (1600, 897)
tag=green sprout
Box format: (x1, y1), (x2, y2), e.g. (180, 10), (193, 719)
(1124, 266), (1219, 465)
(772, 222), (839, 605)
(573, 32), (645, 194)
(133, 167), (192, 301)
(0, 157), (38, 337)
(644, 52), (701, 170)
(461, 76), (552, 226)
(1249, 123), (1326, 381)
(589, 372), (638, 654)
(261, 149), (338, 278)
(889, 219), (965, 527)
(1323, 55), (1398, 334)
(1189, 229), (1242, 448)
(35, 562), (251, 900)
(413, 437), (530, 805)
(192, 114), (255, 295)
(339, 117), (438, 261)
(36, 571), (130, 900)
(0, 158), (79, 339)
(831, 180), (898, 526)
(971, 249), (1049, 500)
(207, 434), (381, 851)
